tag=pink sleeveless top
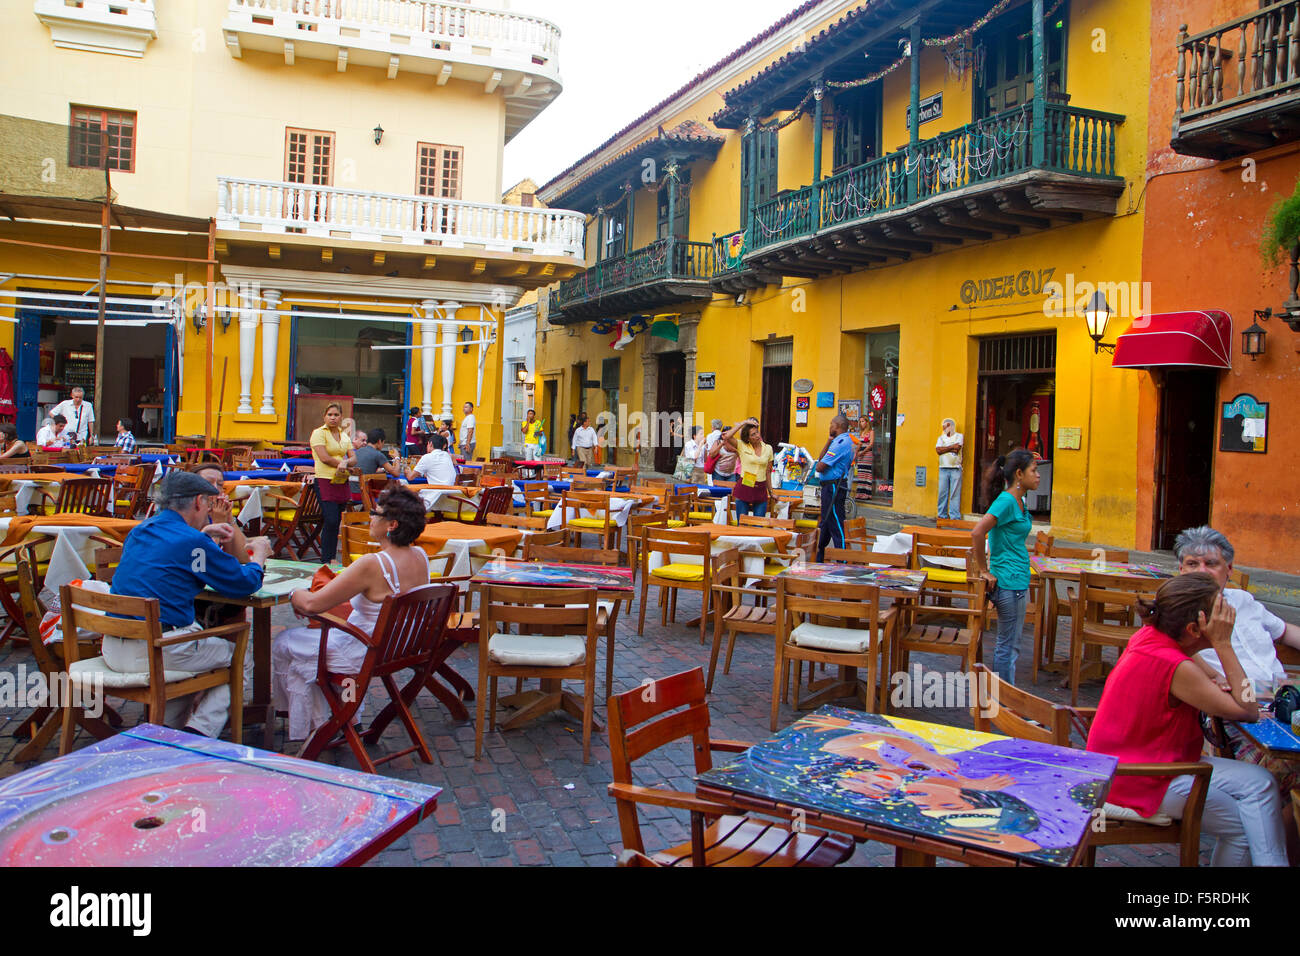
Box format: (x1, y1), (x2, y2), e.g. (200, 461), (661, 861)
(1085, 625), (1203, 816)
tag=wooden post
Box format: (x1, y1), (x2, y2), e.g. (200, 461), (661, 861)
(812, 82), (825, 185)
(92, 165), (111, 448)
(205, 217), (216, 447)
(907, 20), (922, 202)
(1032, 0), (1046, 166)
(745, 117), (758, 236)
(665, 156), (678, 276)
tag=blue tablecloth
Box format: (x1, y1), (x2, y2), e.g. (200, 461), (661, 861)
(62, 462), (115, 475)
(254, 457), (313, 469)
(676, 483), (731, 498)
(513, 479), (569, 493)
(224, 470), (302, 481)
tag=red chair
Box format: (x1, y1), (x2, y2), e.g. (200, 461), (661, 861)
(446, 485), (513, 526)
(300, 582), (458, 774)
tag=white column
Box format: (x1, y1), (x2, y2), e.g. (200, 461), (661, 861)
(440, 300), (460, 418)
(236, 286), (260, 415)
(259, 289), (282, 415)
(420, 299), (439, 416)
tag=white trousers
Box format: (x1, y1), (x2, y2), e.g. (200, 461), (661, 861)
(1157, 754), (1288, 866)
(102, 624), (234, 738)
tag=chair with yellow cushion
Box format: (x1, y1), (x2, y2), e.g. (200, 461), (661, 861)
(638, 526), (713, 645)
(341, 513), (377, 566)
(111, 462), (157, 518)
(663, 491), (696, 529)
(626, 510), (670, 585)
(561, 490), (616, 550)
(32, 477), (112, 517)
(0, 535), (56, 646)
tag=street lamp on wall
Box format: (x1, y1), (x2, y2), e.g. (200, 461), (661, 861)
(373, 123), (384, 146)
(516, 365), (528, 383)
(459, 325), (473, 353)
(1244, 311), (1269, 360)
(1084, 290), (1114, 354)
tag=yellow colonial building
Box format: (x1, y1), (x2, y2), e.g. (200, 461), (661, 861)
(538, 0), (1148, 546)
(0, 0), (583, 449)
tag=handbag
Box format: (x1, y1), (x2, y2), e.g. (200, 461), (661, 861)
(307, 564), (355, 630)
(703, 443), (721, 473)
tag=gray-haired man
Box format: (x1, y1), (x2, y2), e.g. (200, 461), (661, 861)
(50, 387), (95, 444)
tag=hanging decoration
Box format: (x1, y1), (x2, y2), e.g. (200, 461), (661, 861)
(921, 0), (1015, 47)
(649, 313), (680, 342)
(1017, 0), (1064, 40)
(723, 231), (746, 269)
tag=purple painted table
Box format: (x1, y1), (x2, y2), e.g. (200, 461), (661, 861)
(0, 725), (439, 866)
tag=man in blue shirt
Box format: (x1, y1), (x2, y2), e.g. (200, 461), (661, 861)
(107, 471), (272, 736)
(814, 415), (854, 561)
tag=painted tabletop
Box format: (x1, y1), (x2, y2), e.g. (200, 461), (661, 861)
(1234, 715), (1300, 756)
(473, 561), (634, 592)
(780, 562), (928, 591)
(0, 724), (439, 866)
(697, 706), (1117, 867)
(210, 558), (321, 601)
(1029, 555), (1173, 579)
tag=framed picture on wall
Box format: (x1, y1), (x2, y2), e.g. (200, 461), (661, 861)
(839, 399), (861, 421)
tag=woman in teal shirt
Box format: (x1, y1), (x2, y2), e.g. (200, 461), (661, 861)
(969, 449), (1039, 684)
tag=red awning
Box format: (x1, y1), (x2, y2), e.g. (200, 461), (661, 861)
(1111, 310), (1232, 370)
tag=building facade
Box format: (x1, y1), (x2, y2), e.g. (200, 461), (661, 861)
(539, 0), (1149, 550)
(1, 0), (584, 448)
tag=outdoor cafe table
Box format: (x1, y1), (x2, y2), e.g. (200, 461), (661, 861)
(1028, 555), (1173, 676)
(0, 514), (139, 590)
(0, 472), (103, 515)
(514, 459), (549, 479)
(202, 557), (321, 749)
(0, 724), (439, 866)
(222, 478), (300, 526)
(1227, 711), (1300, 763)
(417, 522), (524, 579)
(695, 705), (1118, 867)
(472, 561), (633, 732)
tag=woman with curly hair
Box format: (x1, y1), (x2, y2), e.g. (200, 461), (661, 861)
(271, 486), (431, 743)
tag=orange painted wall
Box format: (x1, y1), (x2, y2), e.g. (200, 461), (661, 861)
(1143, 1), (1300, 571)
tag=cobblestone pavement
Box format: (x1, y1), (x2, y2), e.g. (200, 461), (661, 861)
(0, 583), (1214, 867)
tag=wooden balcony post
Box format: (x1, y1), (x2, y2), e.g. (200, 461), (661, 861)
(665, 157), (678, 277)
(1032, 0), (1046, 166)
(812, 83), (824, 186)
(1175, 24), (1187, 119)
(745, 117), (758, 236)
(907, 20), (921, 203)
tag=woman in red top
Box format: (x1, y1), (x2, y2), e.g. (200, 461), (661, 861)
(1087, 573), (1287, 866)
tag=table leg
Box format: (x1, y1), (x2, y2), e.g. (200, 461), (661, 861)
(240, 605), (274, 749)
(895, 846), (936, 867)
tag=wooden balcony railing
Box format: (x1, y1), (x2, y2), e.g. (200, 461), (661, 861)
(550, 238), (714, 313)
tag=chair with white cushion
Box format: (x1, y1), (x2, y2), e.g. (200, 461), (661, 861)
(57, 582), (250, 753)
(638, 527), (713, 645)
(475, 584), (600, 762)
(771, 575), (894, 732)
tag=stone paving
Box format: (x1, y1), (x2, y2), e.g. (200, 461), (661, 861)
(0, 577), (1216, 868)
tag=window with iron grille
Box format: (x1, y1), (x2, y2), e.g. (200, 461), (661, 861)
(977, 332), (1057, 375)
(763, 339), (793, 367)
(601, 357), (621, 391)
(69, 106), (136, 172)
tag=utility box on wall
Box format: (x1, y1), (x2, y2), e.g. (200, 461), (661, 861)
(915, 466), (926, 487)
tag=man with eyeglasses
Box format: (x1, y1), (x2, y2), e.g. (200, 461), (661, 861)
(106, 471), (272, 737)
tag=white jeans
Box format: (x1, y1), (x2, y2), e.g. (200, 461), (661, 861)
(103, 624), (235, 738)
(1157, 754), (1288, 866)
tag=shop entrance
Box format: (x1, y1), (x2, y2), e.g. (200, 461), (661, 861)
(761, 339), (792, 449)
(654, 351), (686, 474)
(974, 332), (1056, 515)
(1154, 369), (1216, 550)
(861, 330), (899, 505)
(14, 294), (175, 443)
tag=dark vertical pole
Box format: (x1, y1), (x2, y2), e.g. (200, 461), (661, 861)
(812, 83), (824, 184)
(93, 164), (111, 448)
(624, 179), (635, 257)
(745, 117), (758, 237)
(205, 217), (216, 446)
(907, 21), (922, 202)
(665, 158), (677, 276)
(1032, 0), (1046, 166)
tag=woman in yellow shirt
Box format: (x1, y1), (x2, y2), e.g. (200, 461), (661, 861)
(723, 418), (774, 517)
(310, 402), (356, 564)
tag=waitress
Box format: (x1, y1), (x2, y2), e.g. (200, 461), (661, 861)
(310, 402), (356, 565)
(723, 418), (773, 518)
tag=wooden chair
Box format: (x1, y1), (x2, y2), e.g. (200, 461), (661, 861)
(93, 454), (140, 466)
(1070, 572), (1159, 705)
(893, 573), (987, 682)
(524, 542), (626, 699)
(626, 510), (670, 585)
(664, 491), (696, 526)
(360, 474), (399, 512)
(707, 548), (777, 692)
(608, 667), (855, 867)
(1229, 568), (1251, 590)
(772, 575), (892, 732)
(475, 584), (600, 762)
(228, 446), (256, 470)
(93, 543), (123, 582)
(486, 512), (547, 531)
(9, 555), (122, 761)
(561, 490), (617, 550)
(0, 534), (55, 645)
(936, 517), (978, 530)
(58, 582), (250, 752)
(738, 514), (796, 531)
(454, 470), (479, 487)
(32, 477), (113, 516)
(638, 527), (713, 645)
(445, 485), (513, 526)
(969, 667), (1212, 867)
(843, 516), (869, 548)
(340, 513), (377, 566)
(111, 462), (156, 518)
(266, 480), (324, 560)
(300, 583), (458, 774)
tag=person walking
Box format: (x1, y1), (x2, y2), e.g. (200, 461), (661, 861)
(572, 414), (597, 468)
(813, 414), (854, 561)
(310, 401), (356, 565)
(724, 418), (773, 518)
(935, 418), (964, 520)
(968, 449), (1039, 684)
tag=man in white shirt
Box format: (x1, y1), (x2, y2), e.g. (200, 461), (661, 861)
(459, 401), (477, 460)
(50, 387), (95, 444)
(571, 414), (598, 468)
(406, 433), (458, 486)
(934, 417), (963, 520)
(36, 414), (73, 448)
(1176, 526), (1300, 693)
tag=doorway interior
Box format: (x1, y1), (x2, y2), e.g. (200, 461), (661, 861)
(862, 330), (899, 505)
(974, 332), (1056, 515)
(760, 339), (792, 450)
(1153, 368), (1217, 550)
(654, 351), (686, 474)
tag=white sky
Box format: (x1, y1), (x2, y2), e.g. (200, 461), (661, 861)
(502, 0), (805, 193)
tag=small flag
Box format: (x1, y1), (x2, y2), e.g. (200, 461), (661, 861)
(649, 313), (679, 342)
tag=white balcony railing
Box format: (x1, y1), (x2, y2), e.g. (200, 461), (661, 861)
(217, 177), (585, 259)
(225, 0), (559, 68)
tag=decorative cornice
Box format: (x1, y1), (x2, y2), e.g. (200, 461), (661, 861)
(217, 265), (523, 308)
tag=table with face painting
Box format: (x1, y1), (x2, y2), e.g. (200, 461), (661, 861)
(0, 724), (439, 865)
(695, 706), (1117, 867)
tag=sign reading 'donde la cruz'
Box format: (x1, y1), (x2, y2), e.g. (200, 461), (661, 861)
(960, 268), (1057, 305)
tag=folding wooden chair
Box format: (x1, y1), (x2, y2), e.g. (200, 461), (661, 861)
(300, 583), (458, 774)
(608, 667), (854, 867)
(360, 474), (399, 512)
(58, 583), (250, 752)
(267, 480), (324, 560)
(626, 509), (670, 585)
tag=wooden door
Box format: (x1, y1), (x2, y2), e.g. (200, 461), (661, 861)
(1155, 369), (1217, 550)
(284, 128), (333, 223)
(761, 365), (791, 450)
(654, 352), (686, 474)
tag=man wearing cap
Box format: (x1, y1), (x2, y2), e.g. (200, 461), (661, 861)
(106, 471), (273, 737)
(814, 414), (855, 562)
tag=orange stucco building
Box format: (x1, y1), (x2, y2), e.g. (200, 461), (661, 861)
(1137, 0), (1300, 573)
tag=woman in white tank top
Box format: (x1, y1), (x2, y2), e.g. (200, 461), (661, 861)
(272, 487), (432, 743)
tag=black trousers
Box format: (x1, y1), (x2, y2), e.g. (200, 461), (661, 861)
(817, 478), (847, 562)
(319, 500), (344, 563)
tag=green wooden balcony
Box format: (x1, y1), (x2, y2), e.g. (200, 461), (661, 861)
(743, 101), (1126, 278)
(547, 237), (715, 323)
